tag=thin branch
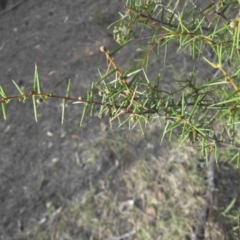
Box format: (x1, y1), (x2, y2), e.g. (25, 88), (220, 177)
(194, 153), (215, 240)
(219, 67), (240, 93)
(125, 5), (177, 28)
(100, 46), (124, 82)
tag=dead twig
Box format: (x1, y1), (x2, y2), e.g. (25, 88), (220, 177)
(194, 152), (215, 240)
(104, 229), (136, 240)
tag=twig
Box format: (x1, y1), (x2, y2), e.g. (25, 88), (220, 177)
(104, 229), (136, 240)
(194, 152), (215, 240)
(125, 4), (212, 31)
(219, 67), (240, 94)
(127, 86), (137, 112)
(100, 46), (124, 81)
(206, 1), (230, 27)
(125, 5), (176, 28)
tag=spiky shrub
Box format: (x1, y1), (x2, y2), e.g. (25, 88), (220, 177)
(1, 0), (240, 162)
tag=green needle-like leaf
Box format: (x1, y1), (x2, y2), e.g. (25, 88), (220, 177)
(1, 102), (7, 120)
(109, 38), (132, 56)
(95, 68), (116, 84)
(221, 198), (236, 216)
(12, 80), (24, 95)
(34, 64), (42, 94)
(0, 84), (8, 98)
(62, 79), (71, 124)
(203, 57), (219, 68)
(80, 103), (88, 126)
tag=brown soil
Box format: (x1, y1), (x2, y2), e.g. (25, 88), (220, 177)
(0, 0), (125, 238)
(1, 1), (240, 240)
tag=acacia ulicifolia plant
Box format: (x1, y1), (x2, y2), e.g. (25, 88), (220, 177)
(1, 0), (240, 161)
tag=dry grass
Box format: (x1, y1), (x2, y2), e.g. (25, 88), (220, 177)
(14, 122), (240, 240)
